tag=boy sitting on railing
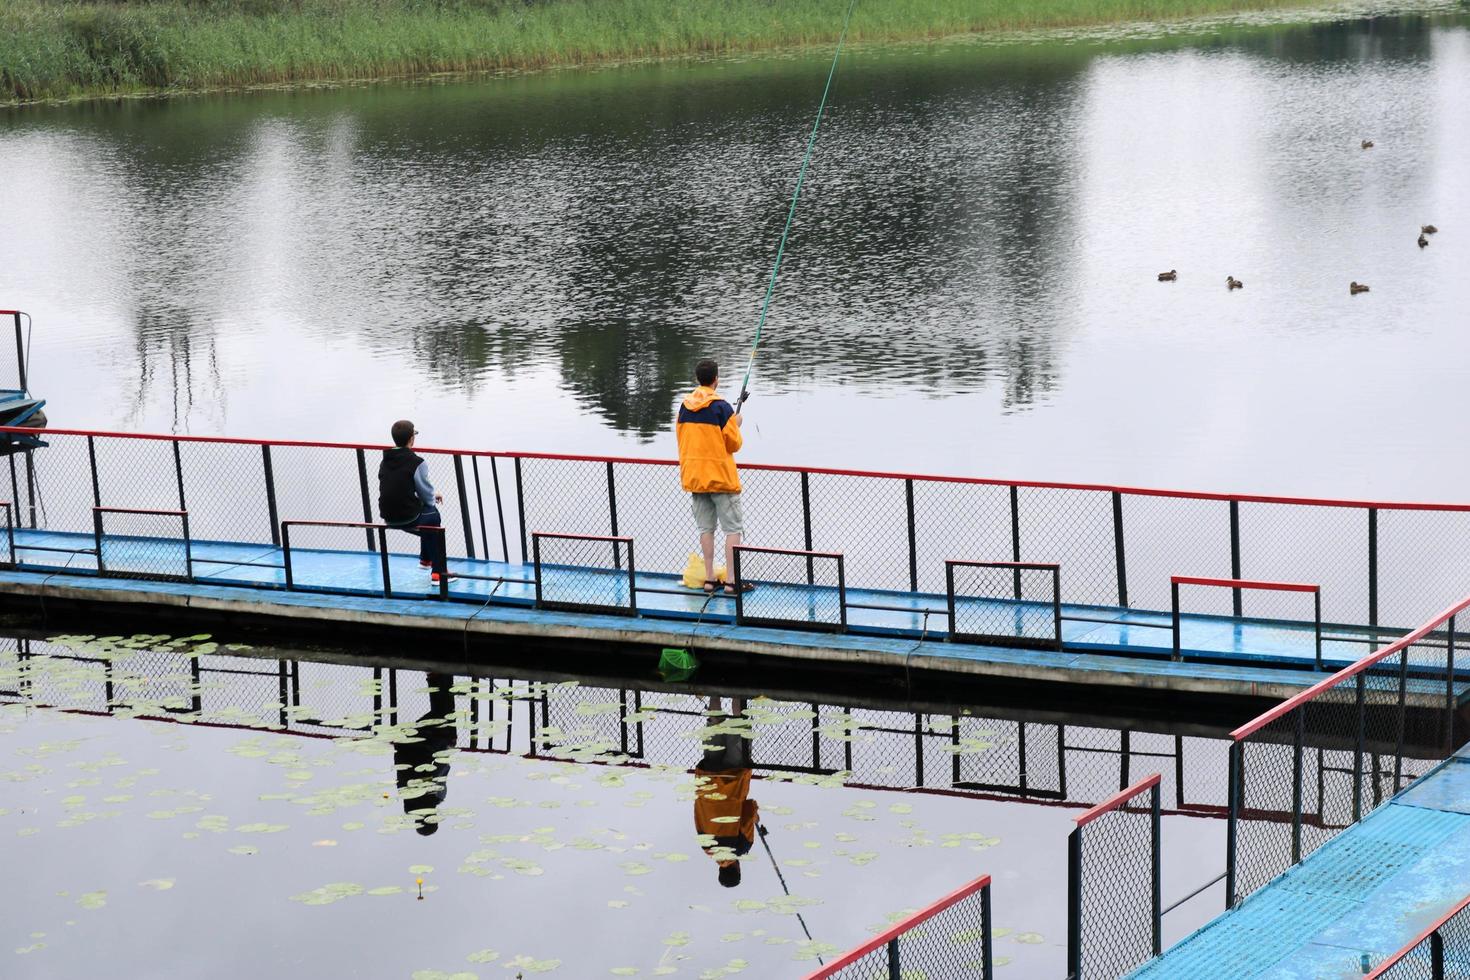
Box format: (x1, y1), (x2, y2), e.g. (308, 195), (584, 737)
(378, 419), (451, 583)
(676, 359), (754, 597)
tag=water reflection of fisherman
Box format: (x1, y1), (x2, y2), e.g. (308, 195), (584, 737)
(693, 696), (757, 888)
(394, 672), (457, 836)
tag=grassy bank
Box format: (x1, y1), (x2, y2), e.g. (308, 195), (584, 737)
(3, 0), (1321, 103)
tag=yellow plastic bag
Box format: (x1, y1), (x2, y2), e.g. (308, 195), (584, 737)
(681, 554), (729, 588)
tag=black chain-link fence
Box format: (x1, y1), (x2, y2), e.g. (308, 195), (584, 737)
(1227, 603), (1468, 906)
(807, 875), (993, 980)
(1067, 775), (1161, 980)
(94, 506), (192, 581)
(1369, 893), (1470, 979)
(734, 545), (846, 631)
(947, 560), (1061, 648)
(11, 427), (1470, 636)
(1170, 576), (1322, 666)
(532, 532), (636, 614)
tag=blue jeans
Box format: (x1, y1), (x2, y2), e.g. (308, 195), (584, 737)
(394, 504), (446, 574)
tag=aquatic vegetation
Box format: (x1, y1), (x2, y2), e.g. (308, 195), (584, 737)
(1, 0), (1345, 103)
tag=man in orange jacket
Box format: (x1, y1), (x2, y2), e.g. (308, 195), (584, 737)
(676, 359), (754, 596)
(693, 696), (757, 887)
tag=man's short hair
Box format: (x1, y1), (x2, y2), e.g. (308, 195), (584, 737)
(696, 359), (719, 387)
(718, 862), (741, 888)
(391, 420), (416, 448)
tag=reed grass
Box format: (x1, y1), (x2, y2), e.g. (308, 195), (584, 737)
(3, 0), (1319, 103)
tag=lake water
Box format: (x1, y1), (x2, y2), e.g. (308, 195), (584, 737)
(0, 632), (1233, 977)
(2, 5), (1468, 499)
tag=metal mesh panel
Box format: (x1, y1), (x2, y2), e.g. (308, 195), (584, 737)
(817, 881), (992, 980)
(518, 457), (613, 557)
(1238, 503), (1365, 624)
(1121, 494), (1232, 614)
(1017, 487), (1117, 608)
(536, 683), (633, 761)
(533, 533), (635, 614)
(176, 440), (275, 546)
(96, 510), (191, 580)
(270, 445), (371, 538)
(807, 472), (907, 591)
(283, 523), (389, 594)
(1073, 782), (1159, 980)
(92, 437), (181, 513)
(1378, 510), (1470, 629)
(734, 547), (844, 631)
(736, 468), (808, 556)
(20, 434), (95, 539)
(1373, 898), (1470, 979)
(913, 480), (1013, 598)
(948, 562), (1059, 647)
(607, 460), (696, 581)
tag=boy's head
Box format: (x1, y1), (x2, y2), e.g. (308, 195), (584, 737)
(718, 861), (741, 888)
(695, 359), (719, 388)
(391, 420), (417, 448)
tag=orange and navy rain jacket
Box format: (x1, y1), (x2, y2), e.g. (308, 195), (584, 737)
(676, 386), (743, 494)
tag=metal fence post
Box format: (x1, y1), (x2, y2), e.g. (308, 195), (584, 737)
(1446, 617), (1457, 757)
(87, 435), (101, 508)
(173, 441), (187, 513)
(489, 457), (510, 564)
(1367, 507), (1379, 627)
(1171, 580), (1182, 662)
(356, 449), (376, 550)
(93, 508), (105, 574)
(471, 457), (490, 561)
(1229, 500), (1243, 617)
(626, 539), (638, 615)
(945, 561), (957, 636)
(281, 523), (294, 590)
(981, 881), (994, 979)
(455, 455), (475, 559)
(531, 533), (543, 607)
(837, 554), (848, 632)
(182, 512), (194, 582)
(1292, 712), (1304, 865)
(801, 470), (814, 585)
(887, 937), (900, 980)
(11, 311), (25, 391)
(1151, 783), (1162, 957)
(1113, 491), (1128, 608)
(262, 445), (281, 547)
(1053, 566), (1064, 651)
(514, 457), (528, 565)
(1067, 826), (1082, 979)
(1314, 590), (1323, 670)
(1431, 930), (1445, 980)
(1009, 485), (1022, 600)
(1226, 741), (1241, 908)
(1353, 673), (1366, 823)
(378, 527), (392, 599)
(905, 478), (918, 593)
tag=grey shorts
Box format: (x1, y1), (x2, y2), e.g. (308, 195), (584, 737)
(691, 492), (744, 535)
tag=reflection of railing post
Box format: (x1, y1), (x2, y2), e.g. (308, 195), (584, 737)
(886, 938), (899, 980)
(1431, 931), (1445, 977)
(980, 881), (994, 976)
(1367, 507), (1379, 627)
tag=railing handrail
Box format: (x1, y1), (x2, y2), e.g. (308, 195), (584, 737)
(280, 519), (442, 531)
(10, 425), (1470, 513)
(94, 506), (188, 517)
(1074, 773), (1162, 828)
(1232, 591), (1470, 741)
(802, 874), (992, 979)
(1365, 891), (1470, 978)
(1172, 576), (1319, 594)
(735, 544), (844, 561)
(949, 559), (1061, 570)
(531, 531), (634, 543)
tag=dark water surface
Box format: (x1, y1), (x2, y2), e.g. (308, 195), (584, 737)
(1, 8), (1468, 498)
(0, 633), (1232, 977)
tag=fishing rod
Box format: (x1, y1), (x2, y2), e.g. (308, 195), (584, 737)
(736, 0), (860, 413)
(758, 822), (823, 964)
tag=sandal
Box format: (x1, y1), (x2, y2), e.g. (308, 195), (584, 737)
(701, 579), (719, 594)
(723, 581), (756, 596)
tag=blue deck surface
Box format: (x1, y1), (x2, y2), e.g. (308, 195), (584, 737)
(1133, 755), (1470, 978)
(8, 528), (1463, 696)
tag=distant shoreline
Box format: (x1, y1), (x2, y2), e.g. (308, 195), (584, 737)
(0, 0), (1384, 106)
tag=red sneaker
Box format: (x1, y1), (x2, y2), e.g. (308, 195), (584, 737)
(431, 572), (455, 584)
(420, 560), (433, 569)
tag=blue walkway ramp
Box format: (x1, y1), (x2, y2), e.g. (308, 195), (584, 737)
(1132, 748), (1470, 978)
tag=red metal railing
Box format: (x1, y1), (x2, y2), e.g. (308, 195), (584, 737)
(1225, 593), (1470, 904)
(1366, 891), (1470, 978)
(805, 873), (993, 979)
(1171, 576), (1323, 665)
(1068, 774), (1162, 979)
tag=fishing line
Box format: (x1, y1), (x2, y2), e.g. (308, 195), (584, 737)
(737, 0), (860, 410)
